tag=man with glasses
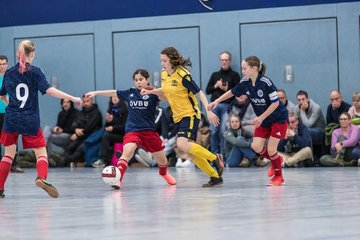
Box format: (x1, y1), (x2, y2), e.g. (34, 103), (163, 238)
(326, 90), (351, 125)
(206, 51), (240, 155)
(278, 89), (295, 113)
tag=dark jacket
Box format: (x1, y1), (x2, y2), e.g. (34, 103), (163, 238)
(72, 103), (103, 139)
(326, 101), (351, 125)
(278, 121), (312, 153)
(206, 67), (240, 103)
(56, 107), (79, 134)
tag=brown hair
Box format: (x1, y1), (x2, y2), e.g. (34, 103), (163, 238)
(161, 47), (192, 68)
(339, 112), (351, 120)
(244, 56), (266, 75)
(132, 69), (150, 80)
(0, 55), (8, 62)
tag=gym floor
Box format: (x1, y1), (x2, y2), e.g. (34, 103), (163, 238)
(0, 166), (359, 240)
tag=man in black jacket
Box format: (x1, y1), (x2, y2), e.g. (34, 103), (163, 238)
(206, 51), (240, 155)
(47, 99), (79, 152)
(63, 95), (102, 166)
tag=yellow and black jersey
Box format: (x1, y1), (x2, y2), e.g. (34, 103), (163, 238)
(161, 66), (201, 123)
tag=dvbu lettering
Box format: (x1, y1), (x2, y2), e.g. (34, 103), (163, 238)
(129, 100), (148, 107)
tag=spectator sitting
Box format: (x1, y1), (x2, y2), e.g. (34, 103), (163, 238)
(278, 89), (295, 113)
(44, 99), (79, 153)
(320, 112), (360, 166)
(294, 90), (326, 160)
(224, 114), (257, 167)
(348, 91), (360, 128)
(62, 95), (102, 166)
(326, 90), (351, 125)
(92, 95), (127, 168)
(278, 112), (313, 167)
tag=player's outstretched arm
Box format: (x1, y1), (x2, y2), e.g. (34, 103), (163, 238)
(46, 87), (82, 106)
(141, 87), (167, 101)
(85, 90), (117, 99)
(207, 89), (234, 111)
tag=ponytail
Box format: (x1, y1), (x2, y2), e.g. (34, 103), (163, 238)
(17, 44), (27, 74)
(16, 40), (35, 74)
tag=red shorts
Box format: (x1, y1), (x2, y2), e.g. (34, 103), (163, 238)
(254, 122), (288, 139)
(0, 129), (46, 149)
(123, 130), (164, 153)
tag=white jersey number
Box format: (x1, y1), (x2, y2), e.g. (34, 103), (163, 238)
(16, 83), (29, 108)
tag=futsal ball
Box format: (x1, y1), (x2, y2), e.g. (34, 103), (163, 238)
(102, 166), (121, 184)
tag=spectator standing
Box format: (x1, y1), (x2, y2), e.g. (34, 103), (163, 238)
(206, 51), (240, 155)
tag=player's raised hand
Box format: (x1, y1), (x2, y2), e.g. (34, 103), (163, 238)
(207, 101), (218, 111)
(141, 85), (155, 95)
(72, 97), (82, 107)
(85, 91), (96, 99)
(207, 110), (220, 127)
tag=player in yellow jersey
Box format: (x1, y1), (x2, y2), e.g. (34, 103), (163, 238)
(141, 47), (224, 187)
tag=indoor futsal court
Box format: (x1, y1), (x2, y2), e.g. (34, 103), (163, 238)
(0, 167), (359, 240)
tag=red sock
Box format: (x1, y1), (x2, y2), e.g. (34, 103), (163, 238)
(269, 153), (282, 176)
(0, 156), (13, 190)
(36, 156), (48, 180)
(116, 159), (128, 181)
(158, 163), (168, 176)
(259, 146), (270, 159)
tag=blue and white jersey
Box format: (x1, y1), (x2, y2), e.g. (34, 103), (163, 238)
(0, 63), (50, 135)
(116, 88), (159, 133)
(231, 74), (288, 126)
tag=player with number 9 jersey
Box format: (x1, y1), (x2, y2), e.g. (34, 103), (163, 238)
(0, 40), (81, 199)
(0, 61), (50, 136)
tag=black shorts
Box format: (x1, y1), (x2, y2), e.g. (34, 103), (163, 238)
(175, 116), (200, 141)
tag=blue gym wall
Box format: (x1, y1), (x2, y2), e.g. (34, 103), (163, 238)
(0, 1), (359, 130)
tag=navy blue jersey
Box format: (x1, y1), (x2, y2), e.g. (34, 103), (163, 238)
(231, 75), (288, 126)
(116, 88), (159, 133)
(0, 63), (50, 135)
